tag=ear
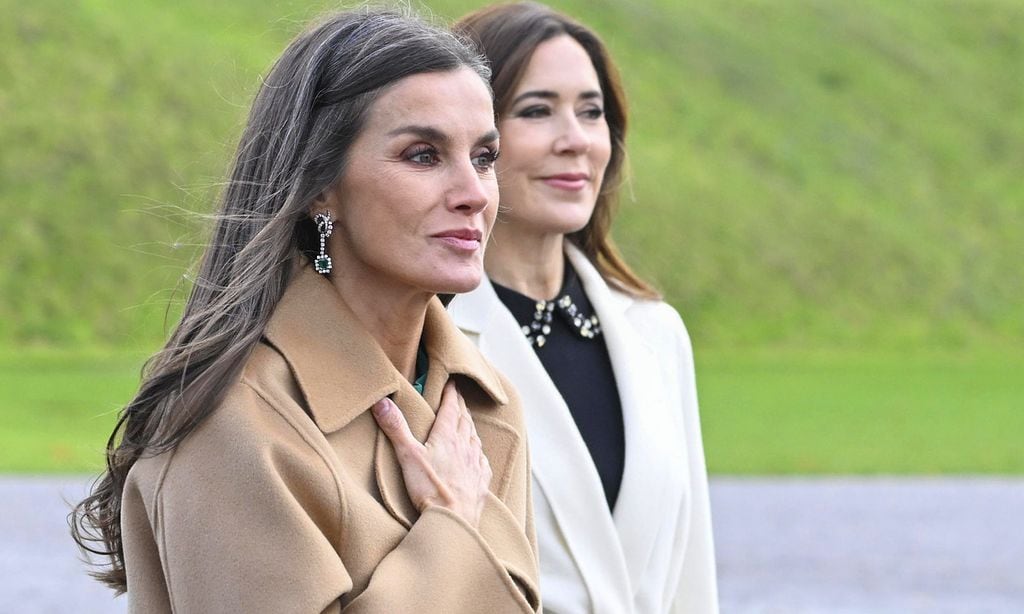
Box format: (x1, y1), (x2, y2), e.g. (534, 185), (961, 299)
(310, 183), (342, 221)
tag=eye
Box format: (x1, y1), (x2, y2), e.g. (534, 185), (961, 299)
(580, 106), (605, 121)
(516, 105), (551, 119)
(405, 145), (439, 166)
(472, 148), (500, 171)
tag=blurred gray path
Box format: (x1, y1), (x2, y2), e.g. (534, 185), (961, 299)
(712, 477), (1024, 613)
(2, 476), (1021, 613)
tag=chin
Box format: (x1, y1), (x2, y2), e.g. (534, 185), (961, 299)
(535, 206), (596, 236)
(422, 270), (483, 296)
(550, 216), (593, 236)
(439, 277), (483, 295)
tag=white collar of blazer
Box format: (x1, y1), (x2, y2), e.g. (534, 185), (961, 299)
(449, 243), (688, 611)
(262, 263), (538, 595)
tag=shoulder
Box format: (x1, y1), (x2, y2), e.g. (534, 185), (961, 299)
(620, 293), (693, 356)
(203, 343), (328, 464)
(570, 247), (692, 353)
(127, 343), (341, 512)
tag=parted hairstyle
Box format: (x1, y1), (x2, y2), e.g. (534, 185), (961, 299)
(70, 8), (490, 593)
(454, 1), (659, 299)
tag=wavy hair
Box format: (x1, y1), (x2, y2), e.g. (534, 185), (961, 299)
(454, 1), (659, 298)
(70, 8), (489, 592)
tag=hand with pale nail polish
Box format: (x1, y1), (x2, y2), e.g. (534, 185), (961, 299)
(372, 380), (492, 528)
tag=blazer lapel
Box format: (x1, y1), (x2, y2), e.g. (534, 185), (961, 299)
(567, 246), (688, 597)
(450, 276), (634, 612)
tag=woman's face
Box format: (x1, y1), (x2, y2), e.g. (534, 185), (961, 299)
(495, 35), (612, 238)
(326, 67), (500, 295)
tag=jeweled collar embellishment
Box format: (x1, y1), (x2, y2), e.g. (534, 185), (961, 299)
(521, 294), (601, 348)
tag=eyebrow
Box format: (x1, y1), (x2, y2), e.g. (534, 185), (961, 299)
(509, 89), (603, 107)
(386, 124), (499, 147)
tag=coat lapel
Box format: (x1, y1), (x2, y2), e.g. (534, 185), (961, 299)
(261, 264), (539, 604)
(567, 246), (688, 598)
(449, 272), (634, 612)
(264, 265), (523, 543)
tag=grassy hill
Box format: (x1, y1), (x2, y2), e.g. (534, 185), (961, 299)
(2, 0), (1022, 350)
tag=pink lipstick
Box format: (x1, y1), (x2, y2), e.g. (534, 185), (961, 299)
(542, 172), (589, 191)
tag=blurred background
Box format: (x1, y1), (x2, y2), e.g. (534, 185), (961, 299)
(1, 0), (1021, 476)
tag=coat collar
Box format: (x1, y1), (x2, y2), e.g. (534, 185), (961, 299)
(264, 263), (509, 435)
(262, 265), (536, 604)
(565, 244), (634, 316)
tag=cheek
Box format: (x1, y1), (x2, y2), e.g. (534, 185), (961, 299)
(484, 185), (500, 233)
(495, 152), (522, 179)
(495, 128), (537, 178)
(338, 197), (412, 262)
(496, 157), (533, 205)
(593, 130), (613, 171)
(361, 187), (419, 237)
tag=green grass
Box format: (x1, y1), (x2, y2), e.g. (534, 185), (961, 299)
(0, 350), (144, 473)
(2, 349), (1020, 474)
(2, 1), (1022, 474)
(696, 348), (1024, 474)
(1, 0), (1022, 349)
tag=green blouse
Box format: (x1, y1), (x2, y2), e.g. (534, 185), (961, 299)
(412, 344), (428, 396)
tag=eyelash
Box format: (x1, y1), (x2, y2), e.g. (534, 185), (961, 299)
(473, 149), (500, 171)
(405, 145), (500, 171)
(406, 145), (440, 166)
(517, 105), (551, 119)
(515, 105), (605, 120)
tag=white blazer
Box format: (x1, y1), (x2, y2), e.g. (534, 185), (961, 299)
(448, 245), (718, 614)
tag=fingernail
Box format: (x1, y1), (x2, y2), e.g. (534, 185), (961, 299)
(372, 399), (389, 417)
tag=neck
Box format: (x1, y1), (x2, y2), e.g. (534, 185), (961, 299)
(325, 267), (430, 383)
(485, 225), (566, 301)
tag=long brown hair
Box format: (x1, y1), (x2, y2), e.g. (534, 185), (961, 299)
(454, 1), (659, 298)
(69, 8), (490, 593)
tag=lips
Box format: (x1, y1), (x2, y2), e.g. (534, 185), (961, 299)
(541, 172), (590, 191)
(431, 228), (483, 252)
(432, 228), (482, 241)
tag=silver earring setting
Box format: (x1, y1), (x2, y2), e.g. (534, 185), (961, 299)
(314, 212), (333, 275)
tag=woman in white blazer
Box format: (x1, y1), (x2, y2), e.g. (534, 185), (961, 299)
(451, 4), (719, 613)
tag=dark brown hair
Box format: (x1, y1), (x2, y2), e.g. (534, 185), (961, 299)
(70, 8), (490, 593)
(454, 1), (659, 298)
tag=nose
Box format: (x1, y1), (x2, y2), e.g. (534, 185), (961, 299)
(448, 160), (492, 215)
(553, 113), (591, 155)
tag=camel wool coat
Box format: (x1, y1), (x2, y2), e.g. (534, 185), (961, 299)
(120, 265), (541, 613)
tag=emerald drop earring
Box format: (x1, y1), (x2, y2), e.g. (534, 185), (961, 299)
(313, 212), (333, 275)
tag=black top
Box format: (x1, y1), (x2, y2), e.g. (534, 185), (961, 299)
(492, 262), (625, 511)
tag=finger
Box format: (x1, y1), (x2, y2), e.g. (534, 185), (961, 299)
(372, 398), (421, 455)
(455, 384), (468, 412)
(429, 380), (461, 440)
(470, 433), (483, 465)
(455, 387), (474, 438)
(468, 405), (480, 439)
(457, 403), (473, 440)
(479, 452), (493, 488)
